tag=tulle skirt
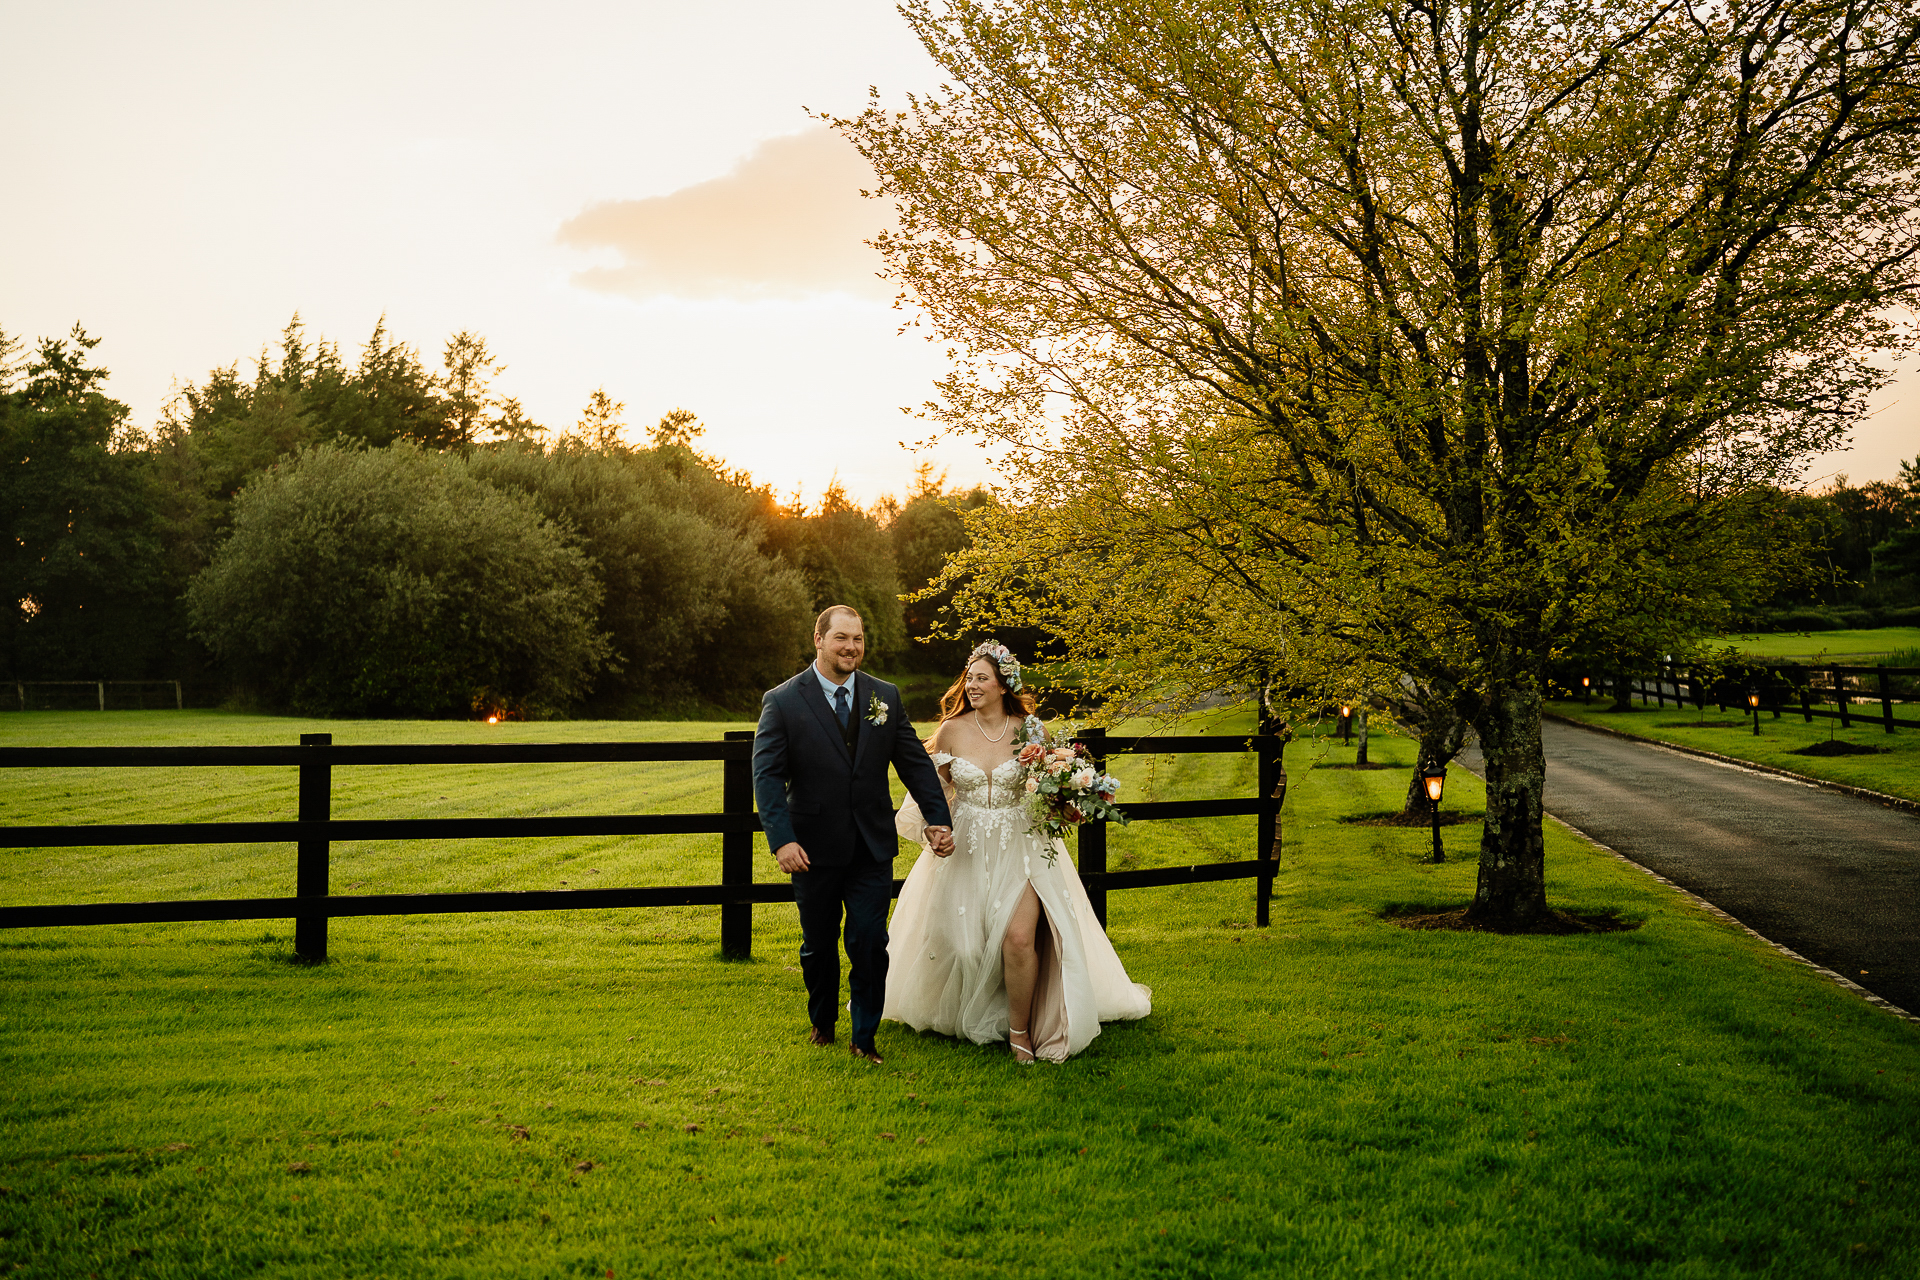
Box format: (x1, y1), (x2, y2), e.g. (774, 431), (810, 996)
(884, 797), (1151, 1061)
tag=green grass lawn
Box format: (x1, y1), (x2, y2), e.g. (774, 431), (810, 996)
(1545, 698), (1920, 805)
(2, 710), (1917, 1278)
(1719, 627), (1920, 660)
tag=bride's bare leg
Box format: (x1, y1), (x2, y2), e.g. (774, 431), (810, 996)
(1003, 884), (1043, 1058)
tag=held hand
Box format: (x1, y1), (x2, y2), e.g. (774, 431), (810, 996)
(774, 842), (811, 874)
(923, 825), (954, 857)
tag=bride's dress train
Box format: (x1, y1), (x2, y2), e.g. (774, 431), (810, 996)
(884, 753), (1151, 1061)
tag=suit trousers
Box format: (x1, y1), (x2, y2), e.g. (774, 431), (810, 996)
(791, 853), (893, 1046)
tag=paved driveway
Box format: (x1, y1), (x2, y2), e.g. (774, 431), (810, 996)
(1464, 718), (1920, 1015)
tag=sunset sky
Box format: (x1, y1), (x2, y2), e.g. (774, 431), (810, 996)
(3, 0), (1913, 503)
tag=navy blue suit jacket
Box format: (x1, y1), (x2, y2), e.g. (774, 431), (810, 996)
(752, 667), (952, 866)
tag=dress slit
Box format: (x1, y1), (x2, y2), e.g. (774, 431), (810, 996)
(1027, 898), (1072, 1061)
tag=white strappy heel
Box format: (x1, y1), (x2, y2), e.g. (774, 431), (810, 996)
(1009, 1026), (1036, 1065)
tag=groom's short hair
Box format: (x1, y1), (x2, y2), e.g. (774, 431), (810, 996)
(814, 605), (862, 637)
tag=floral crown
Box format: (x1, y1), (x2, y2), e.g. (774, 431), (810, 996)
(968, 641), (1023, 692)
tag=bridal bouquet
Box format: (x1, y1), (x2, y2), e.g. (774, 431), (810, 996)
(1019, 739), (1127, 864)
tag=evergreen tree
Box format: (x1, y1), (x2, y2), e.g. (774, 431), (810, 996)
(0, 326), (170, 680)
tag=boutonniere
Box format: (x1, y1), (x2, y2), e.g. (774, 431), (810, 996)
(866, 693), (889, 726)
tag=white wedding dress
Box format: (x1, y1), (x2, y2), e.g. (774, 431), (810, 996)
(884, 751), (1152, 1061)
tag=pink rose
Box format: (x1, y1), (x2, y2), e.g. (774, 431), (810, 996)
(1018, 743), (1044, 764)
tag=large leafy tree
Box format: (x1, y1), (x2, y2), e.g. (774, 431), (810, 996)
(0, 326), (170, 681)
(186, 442), (610, 717)
(469, 441), (813, 711)
(764, 481), (911, 664)
(840, 0), (1920, 925)
(888, 464), (997, 671)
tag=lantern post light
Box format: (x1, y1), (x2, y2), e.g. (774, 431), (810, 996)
(1747, 687), (1761, 736)
(1421, 765), (1448, 863)
(1338, 704), (1353, 744)
(1581, 675), (1591, 706)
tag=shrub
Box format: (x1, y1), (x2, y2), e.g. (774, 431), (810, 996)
(467, 444), (810, 708)
(186, 442), (610, 716)
(1773, 608), (1843, 632)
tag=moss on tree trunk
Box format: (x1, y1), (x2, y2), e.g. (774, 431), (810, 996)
(1468, 684), (1548, 927)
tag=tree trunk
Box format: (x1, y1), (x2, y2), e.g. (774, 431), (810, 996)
(1468, 683), (1549, 928)
(1610, 669), (1633, 712)
(1354, 708), (1370, 765)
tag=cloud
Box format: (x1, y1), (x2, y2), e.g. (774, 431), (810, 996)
(557, 127), (894, 301)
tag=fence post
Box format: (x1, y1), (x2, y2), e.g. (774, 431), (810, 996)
(1801, 677), (1813, 723)
(1080, 727), (1108, 929)
(295, 733), (331, 962)
(721, 729), (755, 959)
(1256, 720), (1285, 928)
(174, 680), (183, 711)
(1835, 667), (1851, 730)
(1654, 667), (1665, 709)
(97, 681), (105, 712)
(1879, 667), (1895, 735)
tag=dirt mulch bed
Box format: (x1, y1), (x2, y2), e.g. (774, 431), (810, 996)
(1313, 761), (1399, 771)
(1340, 810), (1481, 828)
(1790, 740), (1889, 757)
(1380, 903), (1643, 935)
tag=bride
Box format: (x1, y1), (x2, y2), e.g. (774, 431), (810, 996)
(885, 643), (1151, 1063)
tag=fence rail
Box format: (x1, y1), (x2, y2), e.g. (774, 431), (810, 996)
(0, 728), (1286, 960)
(6, 680), (220, 712)
(1574, 662), (1920, 733)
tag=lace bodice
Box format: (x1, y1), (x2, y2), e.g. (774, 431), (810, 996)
(936, 753), (1027, 812)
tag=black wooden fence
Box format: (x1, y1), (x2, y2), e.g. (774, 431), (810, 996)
(1582, 662), (1919, 733)
(0, 728), (1286, 961)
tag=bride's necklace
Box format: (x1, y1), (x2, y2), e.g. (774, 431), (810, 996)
(975, 711), (1011, 743)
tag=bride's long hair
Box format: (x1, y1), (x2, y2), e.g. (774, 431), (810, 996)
(939, 656), (1037, 723)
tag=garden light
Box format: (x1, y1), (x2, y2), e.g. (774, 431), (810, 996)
(1421, 765), (1448, 863)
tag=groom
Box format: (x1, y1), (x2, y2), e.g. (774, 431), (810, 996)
(752, 605), (954, 1064)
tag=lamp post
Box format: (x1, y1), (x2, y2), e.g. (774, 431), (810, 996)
(1421, 765), (1448, 863)
(1338, 704), (1352, 744)
(1581, 675), (1591, 706)
(1747, 687), (1761, 736)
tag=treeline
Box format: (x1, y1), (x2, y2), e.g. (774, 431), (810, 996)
(1, 317), (991, 716)
(1745, 463), (1920, 631)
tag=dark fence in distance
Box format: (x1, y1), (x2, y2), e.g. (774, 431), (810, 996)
(1566, 663), (1920, 733)
(7, 681), (233, 712)
(0, 728), (1286, 961)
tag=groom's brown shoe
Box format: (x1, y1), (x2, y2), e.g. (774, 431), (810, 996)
(807, 1026), (835, 1047)
(850, 1041), (884, 1065)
